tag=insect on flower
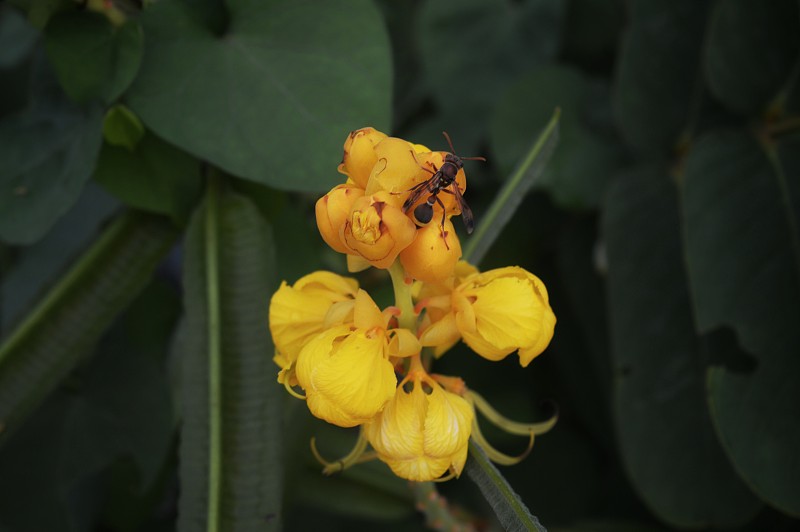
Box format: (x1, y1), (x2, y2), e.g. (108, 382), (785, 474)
(402, 132), (486, 235)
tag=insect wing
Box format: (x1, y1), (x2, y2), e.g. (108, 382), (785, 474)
(402, 179), (431, 212)
(452, 182), (474, 234)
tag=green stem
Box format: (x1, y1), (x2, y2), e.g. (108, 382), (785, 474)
(466, 440), (547, 532)
(388, 261), (416, 331)
(205, 172), (222, 532)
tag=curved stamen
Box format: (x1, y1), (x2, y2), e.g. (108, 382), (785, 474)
(310, 428), (371, 475)
(468, 390), (557, 436)
(470, 415), (535, 466)
(432, 469), (458, 483)
(283, 376), (306, 400)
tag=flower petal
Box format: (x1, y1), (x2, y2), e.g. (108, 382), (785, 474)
(339, 127), (387, 188)
(297, 326), (396, 427)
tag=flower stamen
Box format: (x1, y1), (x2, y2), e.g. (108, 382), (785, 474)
(310, 428), (371, 475)
(466, 389), (558, 466)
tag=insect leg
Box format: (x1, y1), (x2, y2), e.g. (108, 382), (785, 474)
(433, 194), (451, 250)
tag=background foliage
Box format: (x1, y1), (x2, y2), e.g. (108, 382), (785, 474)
(1, 0), (799, 530)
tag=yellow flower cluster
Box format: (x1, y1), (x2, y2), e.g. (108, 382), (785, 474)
(269, 128), (557, 482)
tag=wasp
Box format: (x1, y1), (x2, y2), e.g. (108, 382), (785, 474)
(402, 132), (486, 235)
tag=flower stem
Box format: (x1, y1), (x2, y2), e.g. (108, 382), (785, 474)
(205, 170), (222, 532)
(388, 261), (416, 331)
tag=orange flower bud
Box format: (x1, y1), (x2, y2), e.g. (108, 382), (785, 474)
(399, 219), (462, 284)
(316, 184), (364, 253)
(365, 137), (427, 194)
(341, 191), (417, 269)
(338, 127), (387, 188)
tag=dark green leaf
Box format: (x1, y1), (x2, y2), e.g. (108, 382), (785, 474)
(551, 521), (663, 532)
(61, 280), (179, 490)
(93, 132), (202, 224)
(614, 0), (710, 155)
(490, 65), (623, 209)
(704, 0), (800, 115)
(0, 4), (39, 68)
(553, 219), (614, 449)
(375, 0), (428, 130)
(464, 109), (559, 265)
(0, 210), (178, 444)
(603, 168), (761, 527)
(43, 11), (143, 104)
(0, 280), (178, 532)
(418, 0), (563, 127)
(126, 0), (391, 192)
(682, 129), (800, 515)
(0, 399), (72, 532)
(284, 412), (413, 521)
(9, 0), (71, 29)
(179, 178), (281, 531)
(0, 57), (104, 244)
(561, 0), (625, 62)
(1, 183), (118, 335)
(295, 460), (413, 521)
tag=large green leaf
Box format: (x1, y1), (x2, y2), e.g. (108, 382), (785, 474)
(603, 168), (760, 527)
(0, 210), (178, 446)
(0, 57), (104, 244)
(126, 0), (391, 193)
(704, 0), (799, 116)
(682, 129), (800, 515)
(44, 11), (143, 104)
(178, 178), (281, 531)
(490, 65), (623, 210)
(614, 0), (710, 155)
(0, 4), (38, 68)
(93, 131), (203, 224)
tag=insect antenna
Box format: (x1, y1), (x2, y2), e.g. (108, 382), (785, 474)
(442, 131), (457, 154)
(441, 131), (487, 161)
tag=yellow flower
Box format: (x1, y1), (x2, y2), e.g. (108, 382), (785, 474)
(415, 261), (478, 357)
(454, 267), (555, 366)
(315, 183), (365, 254)
(364, 372), (473, 481)
(338, 127), (387, 188)
(418, 265), (555, 365)
(399, 218), (462, 284)
(341, 191), (417, 269)
(269, 271), (358, 369)
(294, 290), (420, 427)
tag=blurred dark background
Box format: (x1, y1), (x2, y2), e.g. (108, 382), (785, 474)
(1, 0), (799, 530)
